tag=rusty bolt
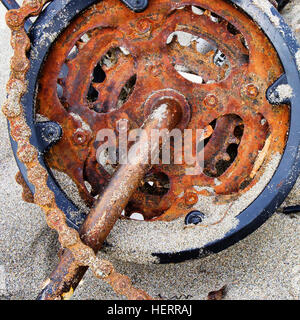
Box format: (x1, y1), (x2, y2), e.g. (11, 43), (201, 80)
(245, 84), (259, 99)
(185, 191), (199, 206)
(72, 130), (88, 145)
(204, 94), (218, 107)
(136, 18), (152, 34)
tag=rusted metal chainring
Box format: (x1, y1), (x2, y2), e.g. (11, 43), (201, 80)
(36, 0), (289, 222)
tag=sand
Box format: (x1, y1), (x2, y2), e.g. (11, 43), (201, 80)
(0, 1), (299, 300)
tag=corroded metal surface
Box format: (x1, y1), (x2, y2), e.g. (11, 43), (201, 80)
(3, 0), (153, 300)
(80, 101), (182, 250)
(37, 0), (289, 221)
(39, 99), (182, 300)
(2, 0), (290, 300)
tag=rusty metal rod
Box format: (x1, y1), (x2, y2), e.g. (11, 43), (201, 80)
(37, 98), (183, 300)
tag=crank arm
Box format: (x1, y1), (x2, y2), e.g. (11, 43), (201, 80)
(37, 97), (183, 300)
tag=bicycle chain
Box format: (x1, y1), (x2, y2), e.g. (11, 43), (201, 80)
(2, 0), (152, 300)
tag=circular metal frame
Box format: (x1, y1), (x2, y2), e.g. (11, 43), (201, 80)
(8, 0), (300, 263)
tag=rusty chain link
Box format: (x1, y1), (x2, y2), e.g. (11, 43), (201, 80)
(2, 0), (152, 300)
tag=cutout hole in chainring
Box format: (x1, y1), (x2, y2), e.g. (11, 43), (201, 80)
(139, 172), (170, 196)
(166, 6), (249, 84)
(167, 30), (230, 84)
(56, 43), (136, 113)
(203, 114), (244, 178)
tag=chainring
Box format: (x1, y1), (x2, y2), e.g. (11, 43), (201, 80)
(37, 0), (288, 222)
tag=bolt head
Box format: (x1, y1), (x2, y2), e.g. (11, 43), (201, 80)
(185, 192), (198, 206)
(185, 211), (205, 225)
(73, 130), (88, 145)
(245, 84), (259, 98)
(136, 18), (151, 34)
(204, 94), (218, 107)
